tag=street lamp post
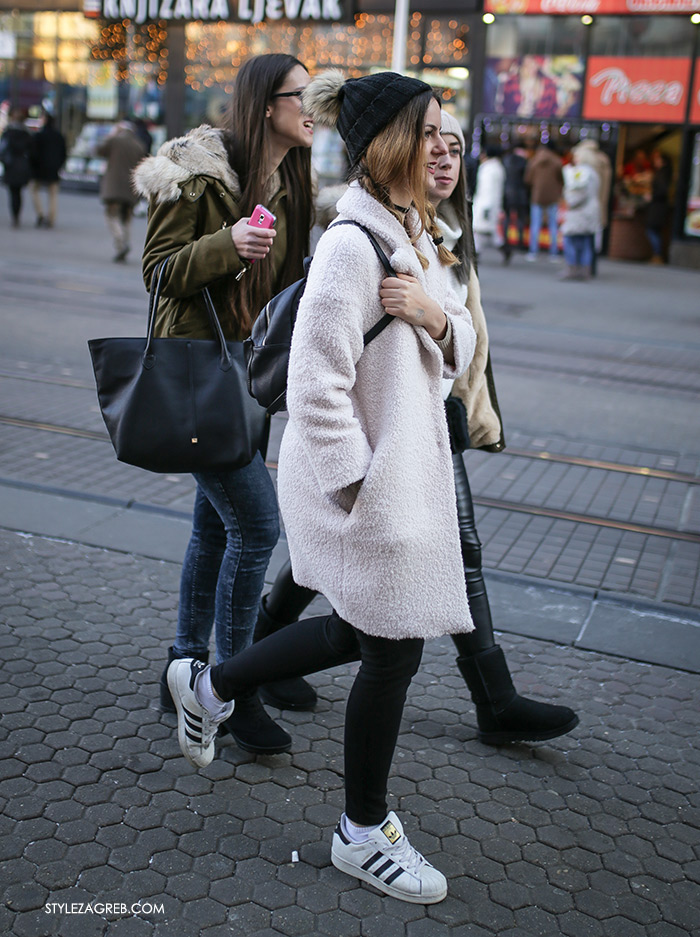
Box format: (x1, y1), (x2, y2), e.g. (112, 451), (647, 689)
(391, 0), (410, 74)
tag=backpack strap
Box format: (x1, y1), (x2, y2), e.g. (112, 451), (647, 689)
(329, 220), (395, 347)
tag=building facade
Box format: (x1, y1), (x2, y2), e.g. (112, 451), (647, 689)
(1, 0), (698, 263)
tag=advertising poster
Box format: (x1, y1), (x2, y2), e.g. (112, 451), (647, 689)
(684, 133), (700, 238)
(583, 56), (690, 124)
(483, 55), (584, 119)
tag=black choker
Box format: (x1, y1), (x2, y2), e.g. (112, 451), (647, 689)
(392, 202), (410, 215)
(433, 236), (444, 246)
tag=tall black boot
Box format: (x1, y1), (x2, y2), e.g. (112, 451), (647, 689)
(219, 690), (292, 755)
(451, 453), (579, 745)
(255, 595), (318, 711)
(456, 646), (579, 745)
(159, 645), (209, 713)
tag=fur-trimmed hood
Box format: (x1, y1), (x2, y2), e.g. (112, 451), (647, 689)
(132, 125), (241, 204)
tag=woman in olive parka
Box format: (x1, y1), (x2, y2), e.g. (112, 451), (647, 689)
(132, 53), (314, 755)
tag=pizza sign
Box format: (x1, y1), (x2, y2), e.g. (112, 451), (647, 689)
(583, 57), (690, 123)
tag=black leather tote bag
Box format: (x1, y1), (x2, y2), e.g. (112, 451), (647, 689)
(88, 258), (268, 474)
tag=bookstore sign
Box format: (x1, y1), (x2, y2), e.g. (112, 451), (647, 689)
(83, 0), (350, 24)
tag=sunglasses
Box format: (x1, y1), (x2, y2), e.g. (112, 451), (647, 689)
(270, 90), (304, 101)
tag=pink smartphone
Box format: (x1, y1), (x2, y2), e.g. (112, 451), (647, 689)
(250, 204), (276, 229)
(244, 204), (276, 269)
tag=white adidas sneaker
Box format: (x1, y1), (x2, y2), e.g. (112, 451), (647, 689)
(331, 811), (447, 904)
(167, 659), (234, 768)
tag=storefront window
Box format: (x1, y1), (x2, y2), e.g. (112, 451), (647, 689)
(589, 15), (694, 58)
(486, 15), (586, 58)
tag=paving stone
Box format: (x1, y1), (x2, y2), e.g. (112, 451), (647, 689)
(2, 525), (700, 936)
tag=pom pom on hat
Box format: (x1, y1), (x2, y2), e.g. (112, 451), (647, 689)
(301, 69), (345, 128)
(304, 69), (432, 167)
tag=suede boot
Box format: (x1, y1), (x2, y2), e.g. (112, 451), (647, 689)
(159, 645), (209, 713)
(254, 598), (318, 711)
(457, 646), (579, 745)
(219, 692), (292, 754)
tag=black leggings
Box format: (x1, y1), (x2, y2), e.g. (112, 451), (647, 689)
(210, 613), (423, 824)
(265, 452), (496, 657)
(8, 185), (23, 221)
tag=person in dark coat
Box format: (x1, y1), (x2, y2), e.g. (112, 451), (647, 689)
(501, 141), (529, 261)
(0, 108), (32, 227)
(30, 111), (67, 228)
(645, 150), (672, 264)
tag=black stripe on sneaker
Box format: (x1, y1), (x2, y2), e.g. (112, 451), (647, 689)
(384, 866), (405, 885)
(374, 859), (396, 878)
(361, 851), (385, 872)
(335, 824), (351, 845)
(185, 728), (203, 742)
(184, 712), (202, 731)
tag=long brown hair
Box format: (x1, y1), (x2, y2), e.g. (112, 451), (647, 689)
(222, 53), (313, 332)
(350, 90), (457, 270)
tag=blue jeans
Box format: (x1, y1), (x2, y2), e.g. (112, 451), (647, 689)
(174, 452), (280, 664)
(529, 202), (559, 256)
(563, 234), (593, 269)
(646, 228), (662, 257)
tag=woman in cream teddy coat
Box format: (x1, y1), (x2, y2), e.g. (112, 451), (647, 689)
(278, 180), (475, 638)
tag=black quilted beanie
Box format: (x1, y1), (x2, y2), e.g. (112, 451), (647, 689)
(303, 70), (432, 167)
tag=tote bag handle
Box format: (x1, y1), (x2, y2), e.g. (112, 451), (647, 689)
(144, 258), (233, 371)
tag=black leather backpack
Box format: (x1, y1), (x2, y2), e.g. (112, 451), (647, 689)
(244, 221), (395, 415)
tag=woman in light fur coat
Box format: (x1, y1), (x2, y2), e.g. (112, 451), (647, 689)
(256, 114), (578, 746)
(168, 70), (476, 905)
(133, 53), (314, 758)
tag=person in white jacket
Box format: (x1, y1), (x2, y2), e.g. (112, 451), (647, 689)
(471, 144), (505, 254)
(561, 152), (600, 280)
(168, 70), (476, 904)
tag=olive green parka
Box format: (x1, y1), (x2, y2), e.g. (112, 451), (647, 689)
(132, 124), (289, 341)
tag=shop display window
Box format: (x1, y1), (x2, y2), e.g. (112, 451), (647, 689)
(486, 15), (586, 58)
(589, 15), (694, 59)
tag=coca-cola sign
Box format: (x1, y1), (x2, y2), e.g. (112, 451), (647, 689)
(484, 0), (700, 12)
(583, 57), (690, 123)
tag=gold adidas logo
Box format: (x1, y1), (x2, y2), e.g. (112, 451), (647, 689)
(381, 820), (400, 844)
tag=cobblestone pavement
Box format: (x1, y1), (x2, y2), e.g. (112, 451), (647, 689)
(2, 529), (700, 937)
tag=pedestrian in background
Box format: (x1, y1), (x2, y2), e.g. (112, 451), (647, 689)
(97, 118), (146, 262)
(30, 111), (66, 229)
(133, 53), (314, 757)
(501, 140), (529, 261)
(524, 140), (563, 261)
(645, 150), (672, 265)
(571, 138), (612, 275)
(471, 144), (505, 255)
(561, 150), (600, 281)
(168, 70), (477, 904)
(0, 108), (32, 228)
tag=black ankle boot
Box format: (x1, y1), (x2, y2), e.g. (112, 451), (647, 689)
(219, 692), (292, 755)
(159, 646), (209, 713)
(457, 646), (579, 745)
(255, 599), (317, 712)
